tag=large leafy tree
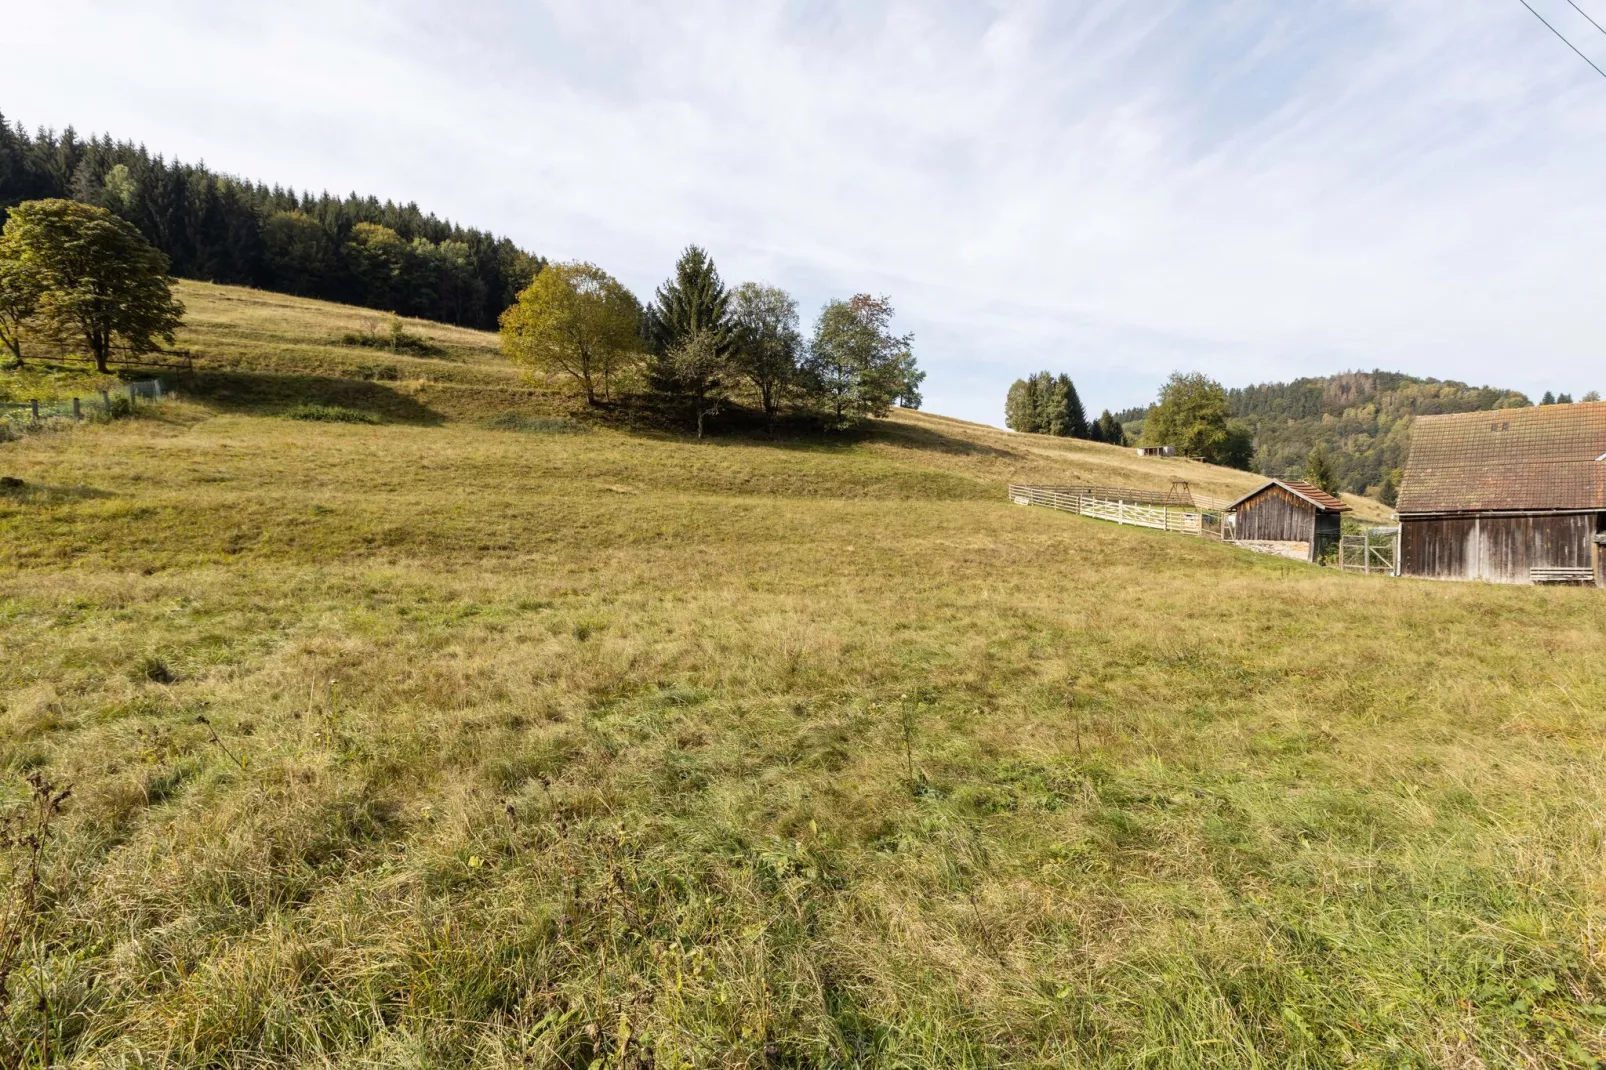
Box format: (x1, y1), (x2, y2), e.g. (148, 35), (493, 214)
(0, 198), (184, 373)
(802, 294), (919, 428)
(729, 282), (801, 419)
(0, 251), (43, 365)
(1142, 372), (1234, 461)
(499, 261), (642, 405)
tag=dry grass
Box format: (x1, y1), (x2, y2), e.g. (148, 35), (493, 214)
(0, 285), (1600, 1066)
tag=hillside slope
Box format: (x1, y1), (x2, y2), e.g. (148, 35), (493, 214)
(0, 286), (1601, 1065)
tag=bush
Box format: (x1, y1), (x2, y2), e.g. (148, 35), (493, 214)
(337, 316), (444, 358)
(281, 403), (380, 424)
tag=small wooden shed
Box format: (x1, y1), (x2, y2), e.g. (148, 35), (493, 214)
(1225, 479), (1351, 562)
(1396, 403), (1606, 585)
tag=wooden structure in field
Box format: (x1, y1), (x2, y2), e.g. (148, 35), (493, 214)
(1224, 479), (1350, 562)
(1396, 403), (1606, 586)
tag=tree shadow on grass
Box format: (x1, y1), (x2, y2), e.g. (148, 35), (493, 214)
(0, 479), (115, 505)
(581, 396), (1022, 460)
(169, 370), (445, 426)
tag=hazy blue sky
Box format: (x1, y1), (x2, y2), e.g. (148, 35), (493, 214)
(7, 1), (1606, 424)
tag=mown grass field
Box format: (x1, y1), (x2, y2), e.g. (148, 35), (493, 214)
(0, 284), (1602, 1067)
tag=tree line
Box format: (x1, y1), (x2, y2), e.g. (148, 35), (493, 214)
(1003, 371), (1126, 443)
(501, 246), (924, 434)
(0, 114), (543, 330)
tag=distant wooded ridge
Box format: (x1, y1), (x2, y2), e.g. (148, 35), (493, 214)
(0, 111), (544, 330)
(1122, 369), (1601, 501)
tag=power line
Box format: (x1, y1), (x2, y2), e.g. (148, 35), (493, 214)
(1564, 0), (1606, 38)
(1516, 0), (1606, 80)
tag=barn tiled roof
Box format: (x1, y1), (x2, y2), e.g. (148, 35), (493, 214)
(1226, 479), (1351, 513)
(1396, 402), (1606, 514)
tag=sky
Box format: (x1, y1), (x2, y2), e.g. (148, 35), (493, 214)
(6, 0), (1606, 425)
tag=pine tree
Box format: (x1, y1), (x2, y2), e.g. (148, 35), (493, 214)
(1057, 373), (1088, 438)
(647, 246), (731, 398)
(1542, 390), (1556, 405)
(1304, 443), (1340, 496)
(1004, 377), (1039, 432)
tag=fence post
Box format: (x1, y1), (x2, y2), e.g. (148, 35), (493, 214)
(128, 383), (137, 404)
(72, 397), (81, 420)
(154, 380), (164, 400)
(30, 399), (38, 422)
(100, 389), (110, 412)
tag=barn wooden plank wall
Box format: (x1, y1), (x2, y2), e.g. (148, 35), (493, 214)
(1400, 514), (1597, 584)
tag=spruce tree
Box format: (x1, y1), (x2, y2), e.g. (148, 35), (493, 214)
(1304, 443), (1340, 495)
(1542, 390), (1556, 405)
(1004, 377), (1039, 432)
(647, 245), (731, 397)
(1057, 373), (1088, 438)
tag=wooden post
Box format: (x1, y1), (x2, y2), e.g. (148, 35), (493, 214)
(30, 399), (38, 421)
(128, 383), (138, 404)
(72, 397), (81, 420)
(100, 389), (110, 411)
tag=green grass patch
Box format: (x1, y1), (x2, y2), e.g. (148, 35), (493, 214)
(279, 403), (382, 424)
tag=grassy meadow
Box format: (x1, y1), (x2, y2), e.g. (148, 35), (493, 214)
(0, 284), (1602, 1066)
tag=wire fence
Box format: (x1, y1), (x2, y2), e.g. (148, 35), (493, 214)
(0, 379), (170, 431)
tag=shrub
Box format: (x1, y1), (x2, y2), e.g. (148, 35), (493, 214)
(337, 316), (444, 357)
(281, 404), (380, 424)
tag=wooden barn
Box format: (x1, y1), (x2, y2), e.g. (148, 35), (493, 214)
(1396, 402), (1606, 586)
(1225, 479), (1351, 562)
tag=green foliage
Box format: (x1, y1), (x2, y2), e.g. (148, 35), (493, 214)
(1583, 391), (1602, 402)
(659, 330), (736, 438)
(1004, 372), (1087, 437)
(0, 111), (543, 330)
(1088, 409), (1127, 445)
(499, 262), (643, 405)
(1377, 469), (1400, 507)
(1142, 371), (1237, 463)
(1542, 391), (1556, 405)
(1228, 370), (1530, 495)
(802, 294), (920, 428)
(647, 246), (731, 397)
(0, 199), (184, 373)
(337, 315), (445, 357)
(728, 282), (802, 418)
(281, 403), (381, 424)
(0, 247), (43, 365)
(1304, 443), (1340, 495)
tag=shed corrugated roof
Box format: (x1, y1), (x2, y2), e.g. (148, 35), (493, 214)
(1226, 479), (1351, 513)
(1396, 402), (1606, 514)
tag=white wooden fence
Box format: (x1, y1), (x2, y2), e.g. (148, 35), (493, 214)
(1009, 484), (1208, 535)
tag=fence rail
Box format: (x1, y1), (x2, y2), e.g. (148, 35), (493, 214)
(1009, 484), (1220, 537)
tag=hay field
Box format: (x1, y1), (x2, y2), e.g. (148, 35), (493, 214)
(0, 284), (1601, 1066)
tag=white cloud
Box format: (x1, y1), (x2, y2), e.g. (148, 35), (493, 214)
(7, 0), (1606, 423)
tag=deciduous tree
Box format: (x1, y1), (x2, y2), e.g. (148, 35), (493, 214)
(729, 282), (801, 419)
(802, 294), (919, 428)
(1143, 372), (1232, 462)
(499, 261), (642, 405)
(0, 199), (183, 373)
(0, 252), (43, 366)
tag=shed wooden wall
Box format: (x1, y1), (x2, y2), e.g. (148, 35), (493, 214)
(1233, 486), (1317, 545)
(1400, 513), (1596, 583)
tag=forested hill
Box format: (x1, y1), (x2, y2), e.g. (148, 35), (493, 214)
(0, 112), (544, 329)
(1229, 370), (1529, 498)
